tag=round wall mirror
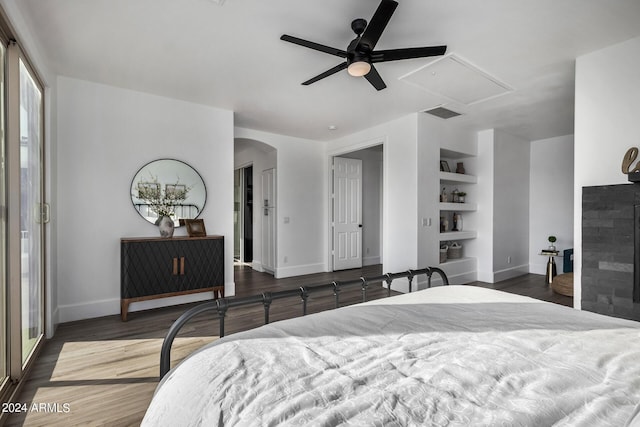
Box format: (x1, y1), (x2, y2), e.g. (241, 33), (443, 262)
(130, 159), (206, 226)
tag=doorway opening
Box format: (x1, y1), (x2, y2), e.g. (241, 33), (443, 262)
(234, 138), (277, 275)
(234, 165), (253, 264)
(331, 144), (383, 271)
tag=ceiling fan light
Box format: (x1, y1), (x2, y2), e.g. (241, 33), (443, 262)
(348, 61), (371, 77)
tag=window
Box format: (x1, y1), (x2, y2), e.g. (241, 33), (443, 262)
(0, 41), (6, 395)
(0, 23), (46, 405)
(18, 57), (44, 364)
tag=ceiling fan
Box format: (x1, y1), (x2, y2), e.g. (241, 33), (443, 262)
(281, 0), (447, 91)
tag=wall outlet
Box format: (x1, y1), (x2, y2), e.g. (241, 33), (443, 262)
(283, 256), (288, 263)
(507, 256), (512, 264)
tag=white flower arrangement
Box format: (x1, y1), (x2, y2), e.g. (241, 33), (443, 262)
(136, 175), (191, 219)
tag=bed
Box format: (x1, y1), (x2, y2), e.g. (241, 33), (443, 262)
(142, 279), (640, 426)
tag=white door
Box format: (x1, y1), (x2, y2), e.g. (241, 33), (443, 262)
(261, 168), (276, 273)
(333, 157), (363, 270)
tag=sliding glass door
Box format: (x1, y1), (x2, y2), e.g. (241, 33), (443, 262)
(0, 41), (7, 391)
(18, 58), (44, 363)
(1, 40), (45, 394)
(0, 14), (46, 404)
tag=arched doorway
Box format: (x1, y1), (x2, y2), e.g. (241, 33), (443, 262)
(234, 138), (277, 274)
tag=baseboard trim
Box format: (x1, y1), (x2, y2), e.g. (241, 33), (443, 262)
(251, 261), (264, 272)
(493, 264), (530, 283)
(58, 281), (236, 323)
(275, 263), (325, 279)
(363, 256), (381, 266)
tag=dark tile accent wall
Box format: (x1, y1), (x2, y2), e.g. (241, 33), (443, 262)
(582, 184), (640, 320)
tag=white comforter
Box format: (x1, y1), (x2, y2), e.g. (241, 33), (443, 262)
(143, 286), (640, 426)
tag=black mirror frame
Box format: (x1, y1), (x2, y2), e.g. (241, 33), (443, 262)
(130, 158), (207, 226)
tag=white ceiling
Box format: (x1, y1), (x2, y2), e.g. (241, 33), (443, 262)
(12, 0), (640, 142)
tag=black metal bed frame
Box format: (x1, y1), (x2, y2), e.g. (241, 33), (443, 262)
(159, 266), (449, 379)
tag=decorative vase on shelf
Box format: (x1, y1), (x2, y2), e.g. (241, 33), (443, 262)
(452, 189), (459, 203)
(452, 212), (463, 231)
(456, 162), (465, 174)
(157, 216), (175, 238)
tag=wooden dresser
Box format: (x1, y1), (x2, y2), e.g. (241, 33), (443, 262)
(120, 235), (224, 321)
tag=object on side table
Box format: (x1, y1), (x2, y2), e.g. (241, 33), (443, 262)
(157, 216), (175, 238)
(540, 250), (560, 284)
(185, 219), (207, 237)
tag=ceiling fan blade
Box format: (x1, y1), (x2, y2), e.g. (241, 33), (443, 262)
(371, 46), (447, 63)
(281, 34), (347, 58)
(358, 0), (398, 52)
(363, 65), (386, 91)
(302, 62), (348, 85)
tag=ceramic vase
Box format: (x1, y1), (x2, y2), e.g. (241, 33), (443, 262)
(157, 216), (175, 238)
(456, 162), (465, 174)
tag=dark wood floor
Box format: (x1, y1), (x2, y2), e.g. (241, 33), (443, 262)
(5, 266), (571, 426)
(469, 273), (573, 307)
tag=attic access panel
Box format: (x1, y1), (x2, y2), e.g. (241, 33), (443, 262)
(400, 54), (513, 105)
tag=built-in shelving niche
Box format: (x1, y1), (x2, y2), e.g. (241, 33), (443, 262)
(438, 150), (477, 283)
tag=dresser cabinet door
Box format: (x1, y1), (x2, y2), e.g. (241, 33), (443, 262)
(178, 238), (224, 292)
(121, 237), (224, 299)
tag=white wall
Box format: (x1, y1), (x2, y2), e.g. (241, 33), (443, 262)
(234, 128), (327, 278)
(417, 116), (441, 273)
(475, 129), (530, 282)
(493, 130), (531, 280)
(56, 77), (234, 322)
(475, 130), (496, 282)
(417, 113), (478, 285)
(574, 36), (640, 309)
(529, 135), (574, 274)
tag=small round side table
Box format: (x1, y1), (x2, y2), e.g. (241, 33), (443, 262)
(540, 251), (561, 284)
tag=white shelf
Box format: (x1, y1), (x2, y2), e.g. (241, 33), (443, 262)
(437, 148), (477, 281)
(440, 148), (475, 159)
(439, 202), (476, 211)
(439, 230), (477, 241)
(439, 171), (477, 184)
